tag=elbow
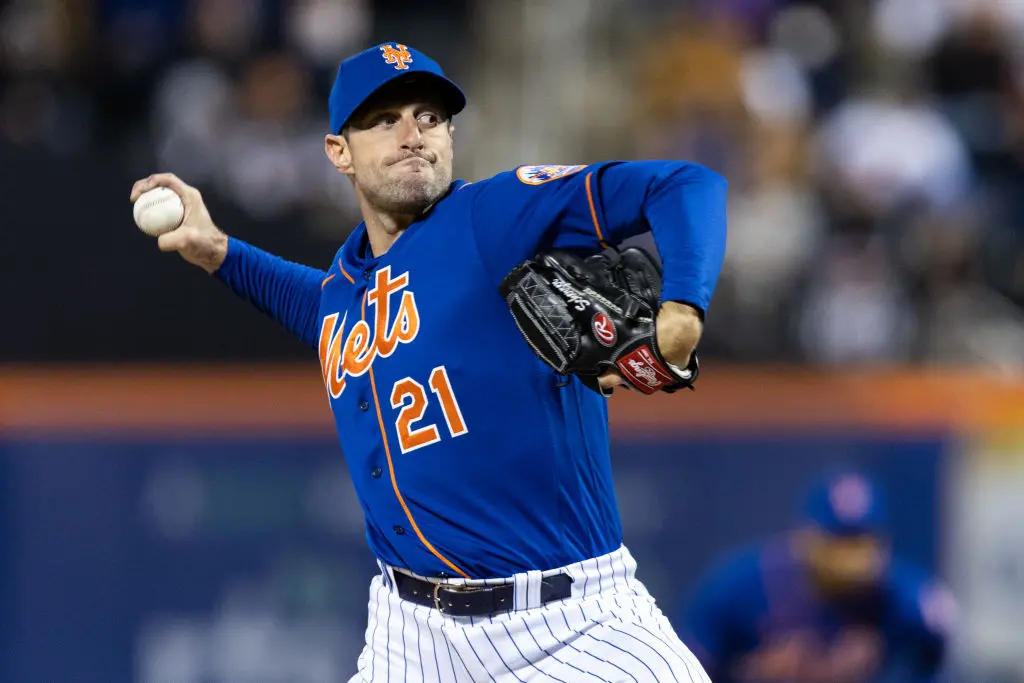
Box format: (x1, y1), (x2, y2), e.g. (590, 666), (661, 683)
(678, 162), (729, 248)
(630, 159), (729, 200)
(668, 161), (728, 193)
(695, 163), (728, 191)
(695, 166), (729, 208)
(650, 162), (729, 212)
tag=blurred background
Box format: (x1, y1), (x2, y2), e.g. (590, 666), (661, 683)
(3, 0), (1024, 681)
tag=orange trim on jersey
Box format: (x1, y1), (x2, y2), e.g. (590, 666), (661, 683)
(338, 261), (355, 284)
(321, 273), (336, 288)
(361, 294), (471, 579)
(584, 172), (609, 246)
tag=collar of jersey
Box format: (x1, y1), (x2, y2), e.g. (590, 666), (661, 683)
(340, 179), (468, 272)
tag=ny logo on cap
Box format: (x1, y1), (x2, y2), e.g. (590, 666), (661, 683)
(380, 43), (413, 70)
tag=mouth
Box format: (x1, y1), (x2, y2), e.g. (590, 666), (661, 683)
(392, 156), (431, 168)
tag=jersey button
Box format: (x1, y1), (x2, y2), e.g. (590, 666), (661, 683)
(359, 400), (369, 412)
(363, 269), (372, 281)
(371, 467), (382, 479)
(393, 525), (405, 535)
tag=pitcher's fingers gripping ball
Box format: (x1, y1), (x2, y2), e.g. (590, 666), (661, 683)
(130, 173), (229, 273)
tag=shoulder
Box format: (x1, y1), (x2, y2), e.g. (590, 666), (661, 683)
(481, 164), (588, 185)
(317, 246), (346, 287)
(887, 558), (940, 602)
(326, 225), (367, 283)
(510, 164), (589, 185)
(458, 164), (597, 197)
(329, 243), (346, 267)
(444, 166), (592, 227)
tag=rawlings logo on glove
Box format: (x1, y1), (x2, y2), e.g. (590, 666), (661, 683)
(498, 246), (699, 395)
(593, 313), (616, 346)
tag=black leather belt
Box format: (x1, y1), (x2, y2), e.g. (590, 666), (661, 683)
(393, 571), (573, 617)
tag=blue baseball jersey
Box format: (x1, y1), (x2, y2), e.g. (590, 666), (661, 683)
(675, 537), (955, 683)
(215, 161), (727, 579)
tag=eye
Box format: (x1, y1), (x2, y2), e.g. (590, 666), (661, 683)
(372, 113), (399, 128)
(418, 111), (441, 127)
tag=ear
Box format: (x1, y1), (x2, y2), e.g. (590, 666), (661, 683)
(324, 133), (354, 176)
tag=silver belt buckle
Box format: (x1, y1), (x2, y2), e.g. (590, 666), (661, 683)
(432, 583), (445, 613)
(432, 582), (483, 613)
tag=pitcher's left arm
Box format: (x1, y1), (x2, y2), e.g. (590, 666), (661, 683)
(468, 161), (728, 366)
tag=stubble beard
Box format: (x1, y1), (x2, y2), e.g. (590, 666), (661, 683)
(365, 163), (452, 216)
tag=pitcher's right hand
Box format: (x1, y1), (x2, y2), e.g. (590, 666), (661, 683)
(131, 173), (228, 274)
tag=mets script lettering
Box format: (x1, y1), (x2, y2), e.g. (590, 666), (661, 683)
(319, 266), (420, 398)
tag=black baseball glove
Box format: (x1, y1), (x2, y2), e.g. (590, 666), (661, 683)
(498, 246), (699, 395)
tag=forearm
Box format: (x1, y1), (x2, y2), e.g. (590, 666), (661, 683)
(642, 163), (728, 313)
(600, 161), (726, 366)
(214, 237), (324, 349)
(593, 160), (728, 314)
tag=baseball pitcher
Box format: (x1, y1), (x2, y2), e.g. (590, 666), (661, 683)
(130, 42), (728, 682)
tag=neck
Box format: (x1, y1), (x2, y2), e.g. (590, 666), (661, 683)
(363, 209), (416, 257)
(356, 186), (422, 257)
(358, 186), (450, 257)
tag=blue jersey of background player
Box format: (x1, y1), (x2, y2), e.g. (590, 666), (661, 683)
(676, 470), (957, 683)
(130, 41), (727, 681)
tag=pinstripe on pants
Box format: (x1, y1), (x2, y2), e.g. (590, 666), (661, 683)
(347, 545), (712, 683)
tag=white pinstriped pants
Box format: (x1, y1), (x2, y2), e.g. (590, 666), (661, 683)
(347, 545), (712, 683)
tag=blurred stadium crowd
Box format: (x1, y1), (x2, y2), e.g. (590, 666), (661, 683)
(0, 0), (441, 237)
(624, 0), (1024, 369)
(5, 0), (1024, 369)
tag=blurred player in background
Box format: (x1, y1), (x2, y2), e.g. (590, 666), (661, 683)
(675, 469), (956, 683)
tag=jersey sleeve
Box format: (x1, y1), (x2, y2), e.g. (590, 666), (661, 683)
(468, 161), (728, 314)
(213, 237), (325, 350)
(675, 549), (765, 678)
(885, 562), (957, 681)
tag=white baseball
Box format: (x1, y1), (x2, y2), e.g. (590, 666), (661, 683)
(133, 187), (185, 237)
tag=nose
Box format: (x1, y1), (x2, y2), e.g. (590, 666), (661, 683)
(397, 114), (424, 150)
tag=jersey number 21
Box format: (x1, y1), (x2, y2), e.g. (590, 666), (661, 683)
(390, 365), (468, 453)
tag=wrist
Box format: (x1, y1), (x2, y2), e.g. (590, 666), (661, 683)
(656, 302), (703, 367)
(205, 231), (230, 274)
(661, 300), (702, 320)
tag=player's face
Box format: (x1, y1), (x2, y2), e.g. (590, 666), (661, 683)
(328, 85), (454, 216)
(805, 529), (888, 595)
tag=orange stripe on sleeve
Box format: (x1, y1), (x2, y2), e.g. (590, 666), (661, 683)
(321, 273), (336, 288)
(585, 172), (609, 246)
(339, 261), (355, 284)
(360, 294), (471, 579)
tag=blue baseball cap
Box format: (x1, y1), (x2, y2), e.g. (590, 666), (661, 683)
(802, 470), (886, 537)
(328, 42), (466, 135)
